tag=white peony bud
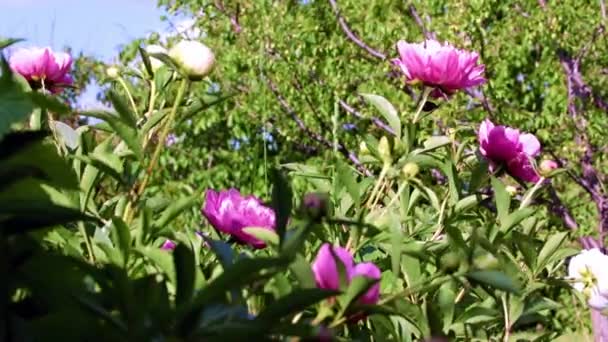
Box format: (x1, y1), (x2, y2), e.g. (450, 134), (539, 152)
(106, 66), (119, 79)
(168, 40), (215, 80)
(145, 45), (168, 72)
(568, 248), (608, 310)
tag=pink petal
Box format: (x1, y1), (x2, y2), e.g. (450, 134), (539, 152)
(351, 262), (381, 305)
(519, 133), (541, 157)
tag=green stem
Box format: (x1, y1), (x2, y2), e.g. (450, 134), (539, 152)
(365, 164), (389, 208)
(412, 87), (432, 124)
(378, 180), (409, 217)
(125, 78), (188, 223)
(519, 176), (545, 209)
(78, 222), (96, 263)
(117, 76), (139, 115)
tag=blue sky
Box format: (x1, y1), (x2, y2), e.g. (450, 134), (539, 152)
(0, 0), (171, 107)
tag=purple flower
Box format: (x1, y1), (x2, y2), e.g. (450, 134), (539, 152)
(161, 239), (176, 251)
(165, 133), (178, 147)
(478, 119), (541, 183)
(201, 189), (276, 249)
(311, 243), (381, 305)
(9, 46), (72, 93)
(392, 39), (485, 97)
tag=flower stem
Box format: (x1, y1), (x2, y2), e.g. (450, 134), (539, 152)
(78, 221), (96, 264)
(124, 78), (188, 223)
(519, 177), (546, 209)
(117, 76), (139, 115)
(365, 164), (389, 208)
(412, 87), (432, 123)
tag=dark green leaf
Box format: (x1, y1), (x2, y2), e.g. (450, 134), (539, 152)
(467, 270), (520, 293)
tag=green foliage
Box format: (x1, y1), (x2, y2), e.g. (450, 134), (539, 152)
(2, 0), (606, 340)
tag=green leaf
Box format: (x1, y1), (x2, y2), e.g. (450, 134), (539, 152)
(289, 254), (316, 288)
(535, 231), (569, 274)
(491, 177), (510, 222)
(467, 270), (520, 293)
(108, 90), (137, 127)
(0, 139), (78, 189)
(153, 194), (198, 233)
(335, 159), (360, 208)
(360, 93), (400, 138)
(414, 136), (451, 154)
(184, 257), (288, 311)
(110, 217), (131, 266)
(142, 109), (168, 134)
(29, 91), (71, 115)
(338, 275), (378, 312)
(139, 46), (155, 77)
(0, 38), (24, 49)
(203, 237), (234, 268)
(256, 288), (339, 322)
(501, 207), (535, 232)
(174, 243), (196, 306)
(242, 227), (279, 246)
(271, 169), (292, 244)
(81, 111), (143, 158)
(0, 56), (34, 138)
(136, 246), (176, 283)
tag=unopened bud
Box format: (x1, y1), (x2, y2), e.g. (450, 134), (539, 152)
(301, 192), (329, 222)
(505, 185), (518, 196)
(378, 136), (391, 164)
(401, 162), (419, 179)
(539, 159), (558, 176)
(359, 141), (369, 155)
(169, 40), (215, 80)
(472, 252), (500, 270)
(106, 66), (119, 79)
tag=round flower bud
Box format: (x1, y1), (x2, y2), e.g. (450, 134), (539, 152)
(539, 159), (558, 177)
(505, 185), (518, 196)
(106, 66), (119, 79)
(401, 162), (419, 179)
(169, 40), (215, 80)
(378, 136), (391, 164)
(301, 192), (329, 222)
(359, 141), (369, 155)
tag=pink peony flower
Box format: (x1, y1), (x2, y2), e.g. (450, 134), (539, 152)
(392, 39), (485, 97)
(478, 119), (541, 183)
(311, 243), (381, 305)
(9, 46), (72, 93)
(161, 239), (176, 251)
(201, 189), (276, 249)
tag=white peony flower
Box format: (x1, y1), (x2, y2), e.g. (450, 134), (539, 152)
(168, 40), (215, 80)
(568, 248), (608, 310)
(145, 45), (168, 72)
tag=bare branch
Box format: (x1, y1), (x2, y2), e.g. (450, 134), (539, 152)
(265, 75), (372, 176)
(328, 0), (386, 60)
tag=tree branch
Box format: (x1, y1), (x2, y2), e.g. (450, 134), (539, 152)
(328, 0), (386, 60)
(265, 75), (372, 176)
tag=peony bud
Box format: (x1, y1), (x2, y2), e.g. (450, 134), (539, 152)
(161, 239), (176, 251)
(401, 162), (419, 179)
(539, 159), (558, 177)
(106, 66), (119, 79)
(169, 40), (215, 80)
(378, 136), (391, 164)
(359, 141), (369, 155)
(505, 185), (518, 196)
(301, 192), (329, 222)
